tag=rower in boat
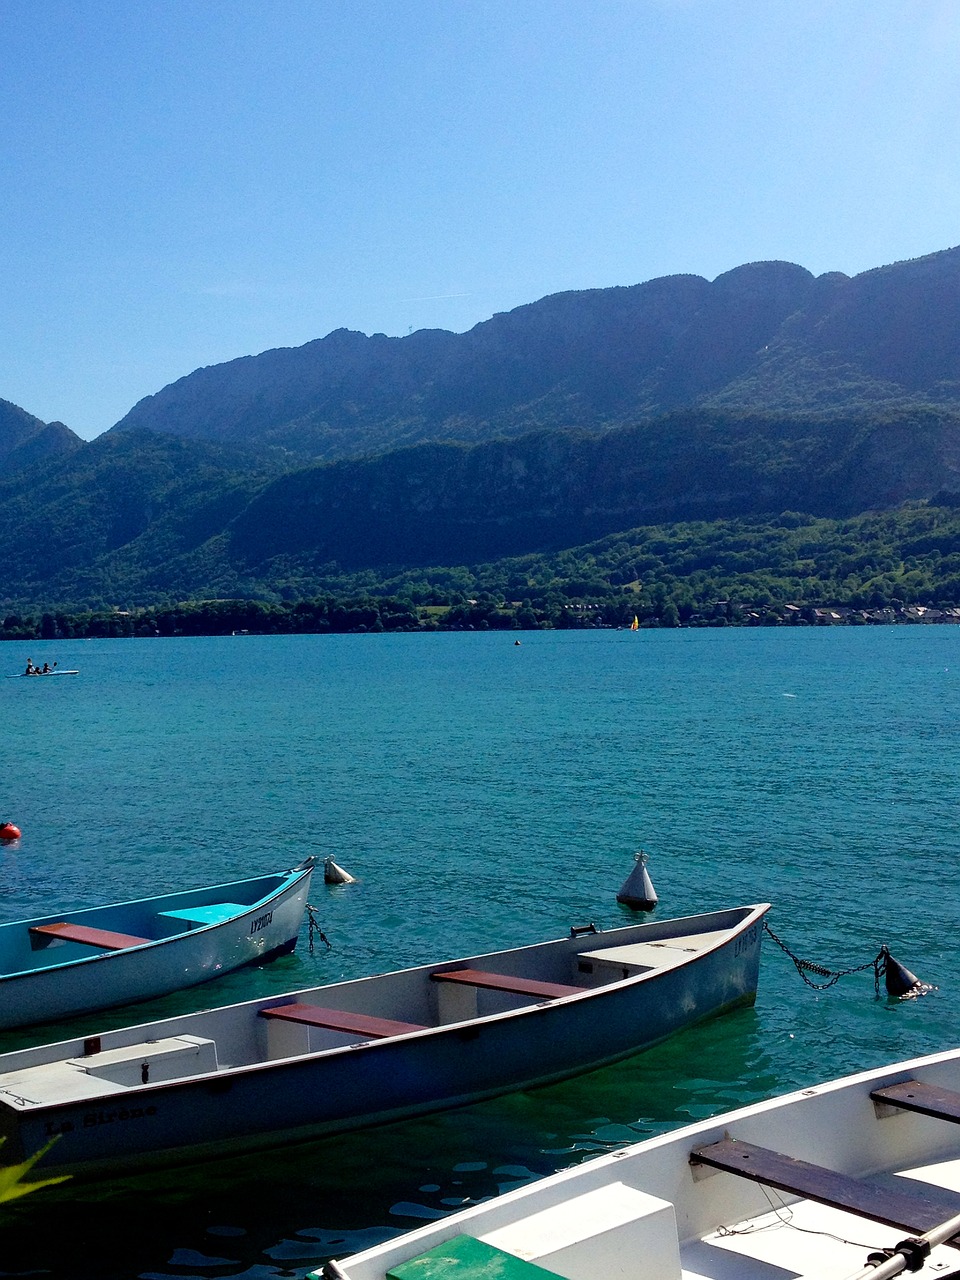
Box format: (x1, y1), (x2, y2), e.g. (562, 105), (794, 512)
(21, 660), (58, 676)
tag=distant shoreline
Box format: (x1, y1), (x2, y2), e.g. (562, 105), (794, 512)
(1, 598), (959, 641)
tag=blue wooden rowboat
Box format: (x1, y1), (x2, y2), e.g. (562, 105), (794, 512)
(0, 902), (767, 1176)
(0, 858), (315, 1029)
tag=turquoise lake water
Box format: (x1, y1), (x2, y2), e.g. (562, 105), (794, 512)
(1, 626), (959, 1278)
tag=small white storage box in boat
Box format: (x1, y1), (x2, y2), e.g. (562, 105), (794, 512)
(479, 1181), (681, 1280)
(576, 929), (732, 983)
(66, 1035), (218, 1086)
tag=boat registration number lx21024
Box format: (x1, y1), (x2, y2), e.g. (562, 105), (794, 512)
(734, 923), (759, 956)
(250, 911), (273, 934)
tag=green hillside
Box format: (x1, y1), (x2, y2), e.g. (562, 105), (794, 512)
(3, 501), (960, 639)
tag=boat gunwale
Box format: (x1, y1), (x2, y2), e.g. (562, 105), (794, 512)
(0, 860), (314, 933)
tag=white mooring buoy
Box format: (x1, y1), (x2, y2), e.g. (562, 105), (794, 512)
(323, 857), (357, 885)
(616, 849), (658, 910)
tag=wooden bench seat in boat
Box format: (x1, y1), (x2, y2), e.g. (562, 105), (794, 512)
(690, 1137), (960, 1244)
(259, 1003), (427, 1039)
(29, 921), (152, 951)
(871, 1079), (960, 1124)
(430, 969), (583, 1000)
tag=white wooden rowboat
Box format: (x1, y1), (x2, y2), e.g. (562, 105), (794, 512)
(0, 858), (315, 1029)
(325, 1041), (960, 1280)
(0, 903), (767, 1176)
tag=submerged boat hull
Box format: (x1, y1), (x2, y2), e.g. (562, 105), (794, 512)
(0, 903), (767, 1176)
(0, 861), (314, 1029)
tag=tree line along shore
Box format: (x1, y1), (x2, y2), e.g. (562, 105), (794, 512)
(5, 500), (960, 639)
(1, 595), (958, 642)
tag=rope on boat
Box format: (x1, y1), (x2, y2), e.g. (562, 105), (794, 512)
(763, 922), (888, 995)
(305, 904), (331, 954)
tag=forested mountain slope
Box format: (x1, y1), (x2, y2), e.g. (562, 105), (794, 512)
(0, 399), (82, 471)
(0, 403), (958, 608)
(221, 405), (960, 572)
(0, 431), (281, 605)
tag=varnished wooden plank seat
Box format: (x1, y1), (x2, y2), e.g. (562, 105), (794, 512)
(690, 1137), (960, 1243)
(431, 968), (583, 1000)
(259, 1003), (427, 1039)
(871, 1079), (960, 1123)
(29, 921), (152, 950)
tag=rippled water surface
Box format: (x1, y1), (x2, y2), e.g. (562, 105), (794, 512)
(1, 627), (959, 1278)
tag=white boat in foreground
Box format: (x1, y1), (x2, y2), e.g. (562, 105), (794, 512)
(0, 858), (315, 1029)
(0, 903), (767, 1176)
(325, 1042), (960, 1280)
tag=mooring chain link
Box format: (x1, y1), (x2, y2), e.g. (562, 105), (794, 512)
(763, 921), (886, 994)
(305, 903), (331, 954)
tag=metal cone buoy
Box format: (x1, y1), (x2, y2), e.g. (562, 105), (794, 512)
(882, 945), (925, 997)
(324, 857), (357, 885)
(616, 850), (658, 910)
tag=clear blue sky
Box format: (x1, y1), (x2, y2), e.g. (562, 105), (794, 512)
(2, 0), (959, 440)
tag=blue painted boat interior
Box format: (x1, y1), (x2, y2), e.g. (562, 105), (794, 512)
(0, 870), (297, 975)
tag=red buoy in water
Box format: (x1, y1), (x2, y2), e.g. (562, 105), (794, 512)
(0, 822), (21, 841)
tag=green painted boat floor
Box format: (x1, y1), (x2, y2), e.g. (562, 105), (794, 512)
(386, 1233), (565, 1279)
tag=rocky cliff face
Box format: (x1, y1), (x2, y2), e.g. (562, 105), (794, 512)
(224, 407), (960, 571)
(109, 248), (960, 461)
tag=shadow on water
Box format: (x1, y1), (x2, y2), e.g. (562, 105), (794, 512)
(0, 1009), (772, 1280)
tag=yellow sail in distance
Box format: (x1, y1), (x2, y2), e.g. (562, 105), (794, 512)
(630, 616), (639, 630)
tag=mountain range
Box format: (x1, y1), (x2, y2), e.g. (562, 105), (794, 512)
(4, 245), (960, 609)
(109, 248), (960, 461)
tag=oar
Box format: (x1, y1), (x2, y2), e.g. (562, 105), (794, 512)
(841, 1205), (960, 1280)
